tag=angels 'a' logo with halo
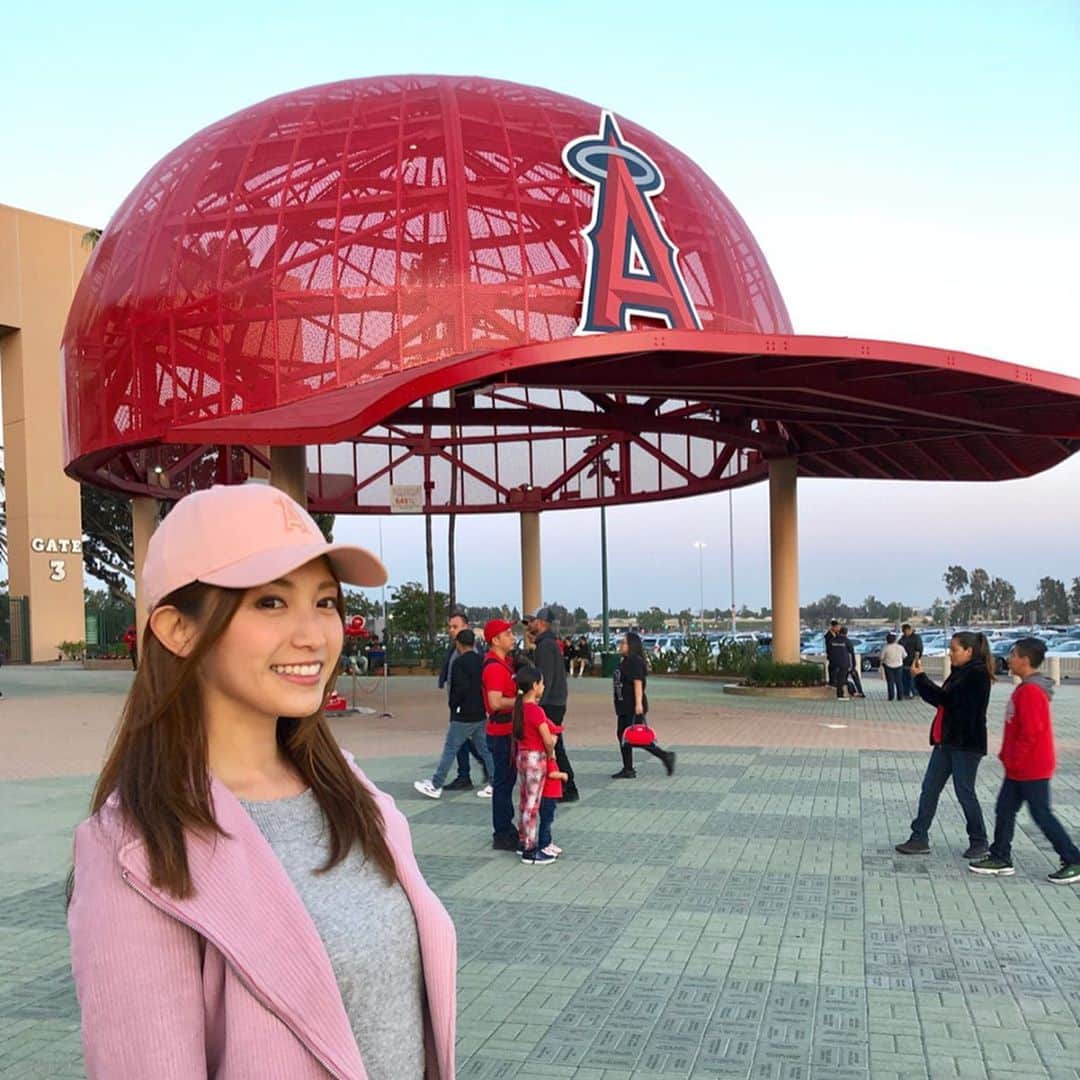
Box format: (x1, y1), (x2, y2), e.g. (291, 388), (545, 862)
(563, 111), (702, 335)
(276, 495), (312, 534)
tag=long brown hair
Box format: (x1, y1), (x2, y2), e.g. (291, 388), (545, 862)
(75, 580), (396, 900)
(512, 665), (543, 741)
(951, 631), (995, 686)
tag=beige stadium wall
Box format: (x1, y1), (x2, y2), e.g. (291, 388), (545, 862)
(0, 204), (90, 661)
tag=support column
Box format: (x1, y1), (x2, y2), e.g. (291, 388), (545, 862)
(768, 458), (800, 664)
(519, 511), (542, 619)
(270, 445), (307, 505)
(132, 497), (160, 650)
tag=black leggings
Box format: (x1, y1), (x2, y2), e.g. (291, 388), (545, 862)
(617, 714), (667, 770)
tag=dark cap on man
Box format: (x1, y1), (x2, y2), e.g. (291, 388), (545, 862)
(532, 606), (556, 624)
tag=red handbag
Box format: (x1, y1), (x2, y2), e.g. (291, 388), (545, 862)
(623, 720), (657, 747)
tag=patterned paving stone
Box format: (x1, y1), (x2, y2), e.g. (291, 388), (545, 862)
(5, 681), (1080, 1076)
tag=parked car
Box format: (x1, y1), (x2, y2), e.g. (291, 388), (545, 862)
(1048, 641), (1080, 657)
(859, 643), (883, 672)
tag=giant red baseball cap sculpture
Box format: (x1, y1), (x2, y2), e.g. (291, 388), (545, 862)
(63, 74), (1080, 514)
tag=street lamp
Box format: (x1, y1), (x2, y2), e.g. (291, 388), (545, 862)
(728, 489), (737, 634)
(693, 541), (706, 631)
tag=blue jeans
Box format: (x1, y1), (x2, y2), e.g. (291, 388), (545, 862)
(884, 666), (903, 700)
(990, 778), (1080, 865)
(432, 721), (494, 789)
(488, 732), (517, 841)
(901, 666), (914, 698)
(539, 797), (557, 849)
(454, 731), (488, 782)
(910, 745), (987, 845)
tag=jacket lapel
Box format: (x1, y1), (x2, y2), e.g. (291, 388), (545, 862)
(117, 779), (366, 1080)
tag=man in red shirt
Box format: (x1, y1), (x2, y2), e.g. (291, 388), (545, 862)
(970, 637), (1080, 883)
(482, 619), (520, 850)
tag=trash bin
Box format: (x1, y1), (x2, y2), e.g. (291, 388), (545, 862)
(601, 652), (620, 678)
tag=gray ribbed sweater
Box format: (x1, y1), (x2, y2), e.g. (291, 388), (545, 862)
(240, 789), (425, 1079)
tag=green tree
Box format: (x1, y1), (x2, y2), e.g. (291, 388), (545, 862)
(860, 595), (888, 619)
(943, 565), (969, 599)
(801, 594), (848, 628)
(573, 606), (590, 631)
(1070, 577), (1080, 620)
(312, 513), (335, 542)
(986, 577), (1016, 622)
(1037, 577), (1070, 623)
(389, 581), (448, 640)
(636, 607), (668, 632)
(969, 568), (990, 618)
(342, 589), (380, 619)
(81, 487), (137, 599)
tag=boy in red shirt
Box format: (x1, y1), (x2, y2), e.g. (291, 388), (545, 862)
(970, 637), (1080, 883)
(538, 729), (567, 860)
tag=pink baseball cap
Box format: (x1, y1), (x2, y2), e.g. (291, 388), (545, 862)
(141, 484), (387, 611)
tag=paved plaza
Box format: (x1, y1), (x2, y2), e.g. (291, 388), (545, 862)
(3, 668), (1080, 1078)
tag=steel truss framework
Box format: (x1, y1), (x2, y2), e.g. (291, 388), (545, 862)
(69, 330), (1080, 514)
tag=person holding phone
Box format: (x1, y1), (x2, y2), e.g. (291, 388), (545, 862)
(895, 631), (993, 860)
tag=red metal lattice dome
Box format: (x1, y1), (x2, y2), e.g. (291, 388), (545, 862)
(63, 75), (1080, 510)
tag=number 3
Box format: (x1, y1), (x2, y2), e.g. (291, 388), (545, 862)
(49, 559), (66, 582)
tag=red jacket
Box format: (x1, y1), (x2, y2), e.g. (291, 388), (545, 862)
(999, 677), (1056, 781)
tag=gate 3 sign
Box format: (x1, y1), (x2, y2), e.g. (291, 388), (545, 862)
(31, 536), (83, 583)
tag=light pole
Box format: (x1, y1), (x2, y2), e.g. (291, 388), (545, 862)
(693, 541), (706, 631)
(728, 489), (737, 634)
(601, 503), (610, 649)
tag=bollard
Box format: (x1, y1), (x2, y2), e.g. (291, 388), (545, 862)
(1048, 655), (1062, 687)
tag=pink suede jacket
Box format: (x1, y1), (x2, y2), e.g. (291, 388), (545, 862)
(68, 756), (456, 1079)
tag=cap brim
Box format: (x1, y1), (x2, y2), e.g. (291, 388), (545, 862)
(200, 540), (388, 592)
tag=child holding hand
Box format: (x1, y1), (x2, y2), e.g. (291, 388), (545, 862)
(512, 666), (558, 866)
(539, 741), (567, 860)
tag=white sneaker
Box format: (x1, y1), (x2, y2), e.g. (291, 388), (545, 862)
(413, 780), (442, 800)
(476, 784), (494, 799)
(542, 844), (562, 858)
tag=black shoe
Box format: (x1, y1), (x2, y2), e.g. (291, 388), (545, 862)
(663, 751), (676, 776)
(895, 838), (930, 855)
(560, 785), (581, 802)
(963, 843), (990, 860)
(611, 768), (637, 779)
(491, 834), (519, 851)
(444, 777), (473, 791)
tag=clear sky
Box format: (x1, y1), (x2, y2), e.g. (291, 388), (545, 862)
(3, 0), (1078, 614)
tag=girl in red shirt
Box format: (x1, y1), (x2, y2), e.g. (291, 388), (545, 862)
(512, 666), (558, 866)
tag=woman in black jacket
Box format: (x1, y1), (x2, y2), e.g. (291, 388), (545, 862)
(895, 631), (994, 858)
(611, 632), (675, 779)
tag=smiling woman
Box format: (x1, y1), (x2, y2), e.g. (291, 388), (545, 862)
(66, 483), (457, 1080)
